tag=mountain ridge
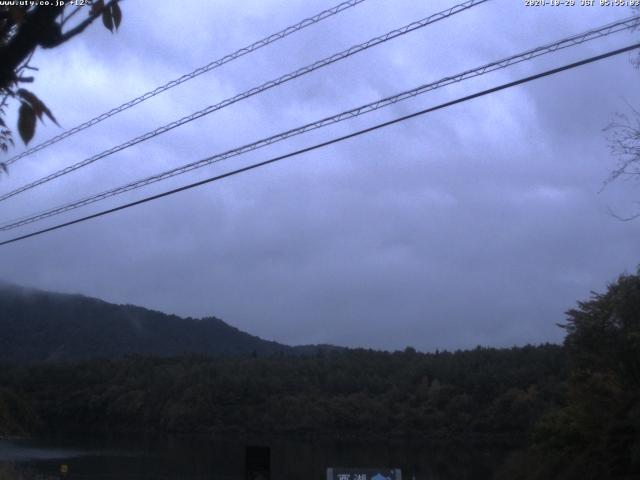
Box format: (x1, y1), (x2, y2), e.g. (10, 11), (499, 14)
(0, 282), (335, 363)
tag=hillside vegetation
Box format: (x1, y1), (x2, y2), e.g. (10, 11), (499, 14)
(0, 344), (565, 438)
(1, 269), (638, 479)
(0, 283), (302, 363)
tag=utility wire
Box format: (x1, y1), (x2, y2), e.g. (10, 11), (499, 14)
(2, 15), (638, 232)
(0, 0), (488, 203)
(1, 42), (638, 247)
(3, 0), (368, 167)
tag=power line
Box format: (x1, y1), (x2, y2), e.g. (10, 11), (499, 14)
(1, 42), (638, 247)
(2, 14), (638, 232)
(3, 0), (368, 167)
(0, 0), (489, 203)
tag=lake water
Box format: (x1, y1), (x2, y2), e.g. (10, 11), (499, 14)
(0, 435), (510, 479)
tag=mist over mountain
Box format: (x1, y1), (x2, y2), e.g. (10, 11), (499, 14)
(0, 283), (326, 363)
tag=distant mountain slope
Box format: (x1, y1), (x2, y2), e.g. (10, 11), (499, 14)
(0, 283), (300, 363)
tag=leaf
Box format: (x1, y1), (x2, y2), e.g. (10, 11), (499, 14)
(102, 6), (114, 32)
(0, 162), (7, 174)
(17, 89), (59, 126)
(17, 89), (41, 116)
(18, 102), (36, 145)
(40, 102), (59, 126)
(8, 7), (26, 25)
(111, 2), (122, 30)
(90, 0), (104, 16)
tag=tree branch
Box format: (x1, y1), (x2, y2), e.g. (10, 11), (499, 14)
(60, 5), (82, 28)
(55, 0), (120, 46)
(0, 6), (63, 89)
(0, 1), (121, 88)
(607, 205), (640, 222)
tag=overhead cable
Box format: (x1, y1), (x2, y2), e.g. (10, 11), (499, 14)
(4, 0), (369, 167)
(2, 15), (638, 231)
(0, 0), (489, 202)
(1, 42), (638, 246)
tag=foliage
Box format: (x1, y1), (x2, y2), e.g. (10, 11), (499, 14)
(0, 388), (39, 437)
(0, 344), (566, 440)
(0, 464), (30, 480)
(0, 1), (122, 168)
(5, 274), (639, 476)
(605, 105), (640, 221)
(0, 464), (53, 480)
(605, 9), (640, 220)
(504, 269), (640, 480)
(0, 284), (298, 362)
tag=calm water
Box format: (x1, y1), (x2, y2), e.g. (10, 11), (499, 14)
(0, 435), (509, 479)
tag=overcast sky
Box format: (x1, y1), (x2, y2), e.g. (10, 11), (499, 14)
(1, 0), (639, 351)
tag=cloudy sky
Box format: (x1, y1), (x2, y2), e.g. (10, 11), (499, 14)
(1, 0), (639, 351)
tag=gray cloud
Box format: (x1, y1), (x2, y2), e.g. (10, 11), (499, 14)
(1, 0), (639, 351)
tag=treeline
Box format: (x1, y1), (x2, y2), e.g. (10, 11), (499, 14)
(497, 270), (640, 480)
(0, 344), (565, 439)
(2, 270), (638, 479)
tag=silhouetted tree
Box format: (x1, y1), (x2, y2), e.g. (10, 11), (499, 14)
(0, 1), (123, 163)
(605, 7), (640, 219)
(513, 269), (640, 480)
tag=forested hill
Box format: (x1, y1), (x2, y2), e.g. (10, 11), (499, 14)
(0, 345), (567, 439)
(0, 283), (310, 363)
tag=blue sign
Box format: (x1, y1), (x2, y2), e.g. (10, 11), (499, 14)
(326, 468), (402, 480)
